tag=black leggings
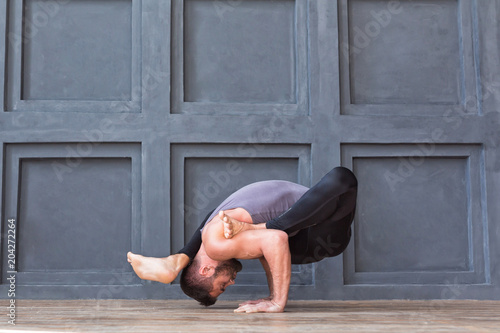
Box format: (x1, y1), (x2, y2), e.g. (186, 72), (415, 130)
(176, 210), (214, 260)
(178, 167), (358, 264)
(266, 167), (358, 264)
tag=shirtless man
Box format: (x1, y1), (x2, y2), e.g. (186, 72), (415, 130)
(128, 166), (357, 313)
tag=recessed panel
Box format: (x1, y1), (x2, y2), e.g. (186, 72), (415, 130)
(18, 158), (132, 272)
(184, 157), (299, 282)
(348, 0), (460, 105)
(22, 0), (133, 101)
(171, 144), (312, 287)
(183, 0), (296, 104)
(353, 157), (469, 273)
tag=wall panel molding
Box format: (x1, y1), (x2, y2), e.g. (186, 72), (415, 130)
(338, 0), (480, 116)
(171, 0), (309, 115)
(4, 0), (142, 113)
(341, 143), (488, 286)
(1, 143), (142, 286)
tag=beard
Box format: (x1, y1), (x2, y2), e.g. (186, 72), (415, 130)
(214, 258), (242, 278)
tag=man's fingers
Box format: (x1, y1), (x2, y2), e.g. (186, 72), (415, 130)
(237, 304), (263, 313)
(234, 305), (256, 313)
(234, 300), (284, 313)
(234, 303), (264, 313)
(234, 305), (249, 313)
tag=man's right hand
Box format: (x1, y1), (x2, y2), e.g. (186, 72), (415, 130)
(234, 299), (284, 313)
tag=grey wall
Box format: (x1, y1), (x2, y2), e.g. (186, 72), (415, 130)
(0, 0), (499, 302)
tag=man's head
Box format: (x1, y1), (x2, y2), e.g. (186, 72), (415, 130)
(180, 257), (242, 306)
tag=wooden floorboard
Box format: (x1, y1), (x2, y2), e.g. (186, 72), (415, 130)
(2, 300), (499, 332)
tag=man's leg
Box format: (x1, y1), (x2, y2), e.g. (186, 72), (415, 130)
(127, 210), (213, 284)
(176, 210), (215, 260)
(266, 166), (357, 235)
(290, 209), (354, 265)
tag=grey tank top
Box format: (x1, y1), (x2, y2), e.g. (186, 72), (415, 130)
(205, 180), (308, 226)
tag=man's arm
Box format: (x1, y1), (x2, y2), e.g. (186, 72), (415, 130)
(259, 257), (274, 299)
(202, 218), (291, 313)
(238, 257), (274, 307)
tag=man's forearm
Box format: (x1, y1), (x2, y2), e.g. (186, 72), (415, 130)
(259, 257), (274, 298)
(259, 231), (291, 308)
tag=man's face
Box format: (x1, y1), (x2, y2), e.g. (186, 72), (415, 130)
(209, 259), (242, 298)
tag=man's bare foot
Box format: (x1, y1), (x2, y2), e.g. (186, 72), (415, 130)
(219, 210), (261, 239)
(127, 252), (189, 284)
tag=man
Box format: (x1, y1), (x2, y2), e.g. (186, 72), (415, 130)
(128, 166), (357, 313)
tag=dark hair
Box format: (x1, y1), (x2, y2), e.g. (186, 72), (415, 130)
(180, 258), (217, 306)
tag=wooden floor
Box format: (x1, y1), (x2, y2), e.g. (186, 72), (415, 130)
(2, 300), (499, 332)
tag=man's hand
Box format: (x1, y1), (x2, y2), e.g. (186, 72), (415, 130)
(234, 299), (284, 313)
(238, 296), (273, 307)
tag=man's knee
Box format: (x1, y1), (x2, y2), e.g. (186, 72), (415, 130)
(327, 167), (358, 188)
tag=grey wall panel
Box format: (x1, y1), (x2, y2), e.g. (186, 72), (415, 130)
(2, 143), (141, 286)
(341, 144), (487, 286)
(19, 158), (132, 272)
(5, 0), (142, 112)
(338, 0), (478, 116)
(349, 0), (460, 105)
(22, 0), (133, 101)
(184, 0), (295, 104)
(353, 157), (469, 273)
(172, 0), (309, 115)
